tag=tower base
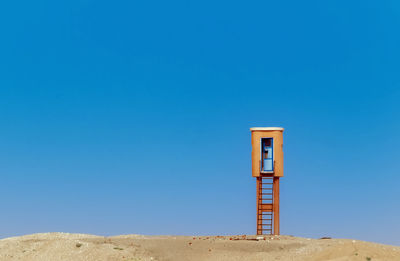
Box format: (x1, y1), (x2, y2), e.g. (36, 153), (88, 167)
(256, 176), (280, 235)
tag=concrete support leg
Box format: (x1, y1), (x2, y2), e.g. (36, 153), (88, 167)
(273, 177), (280, 235)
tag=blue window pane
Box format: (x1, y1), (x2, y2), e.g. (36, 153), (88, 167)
(263, 159), (273, 171)
(264, 147), (272, 158)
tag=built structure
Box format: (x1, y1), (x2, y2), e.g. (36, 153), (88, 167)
(250, 127), (284, 235)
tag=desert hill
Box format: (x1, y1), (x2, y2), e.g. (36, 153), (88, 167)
(0, 233), (399, 261)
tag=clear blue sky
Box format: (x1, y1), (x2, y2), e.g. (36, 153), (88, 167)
(1, 0), (399, 245)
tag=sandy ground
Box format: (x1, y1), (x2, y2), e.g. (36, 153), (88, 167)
(0, 233), (399, 261)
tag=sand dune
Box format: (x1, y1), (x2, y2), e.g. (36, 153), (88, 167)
(0, 233), (399, 261)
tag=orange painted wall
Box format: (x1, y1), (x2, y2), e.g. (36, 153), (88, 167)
(251, 130), (284, 177)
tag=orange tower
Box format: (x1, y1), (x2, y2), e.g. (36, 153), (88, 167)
(250, 127), (284, 235)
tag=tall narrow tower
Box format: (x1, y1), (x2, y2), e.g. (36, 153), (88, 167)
(250, 127), (284, 235)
